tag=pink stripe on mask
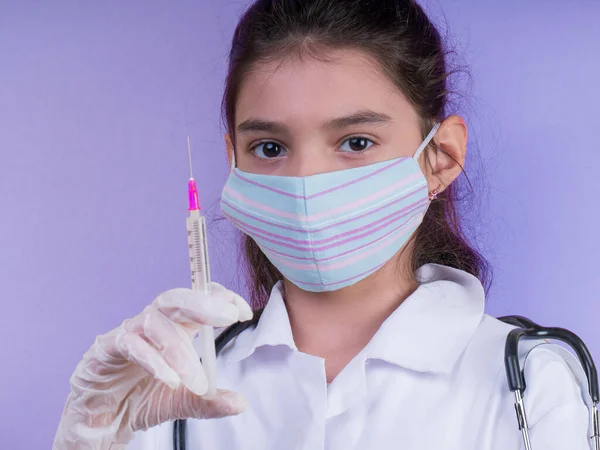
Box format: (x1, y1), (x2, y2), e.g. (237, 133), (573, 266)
(227, 200), (426, 252)
(225, 197), (427, 247)
(264, 213), (423, 272)
(223, 171), (424, 225)
(232, 157), (409, 199)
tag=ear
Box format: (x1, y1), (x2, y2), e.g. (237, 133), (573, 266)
(425, 115), (467, 193)
(225, 133), (235, 169)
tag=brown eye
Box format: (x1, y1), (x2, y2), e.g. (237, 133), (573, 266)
(252, 142), (287, 159)
(340, 137), (374, 152)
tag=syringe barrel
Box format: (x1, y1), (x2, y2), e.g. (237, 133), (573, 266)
(187, 212), (211, 292)
(186, 210), (217, 396)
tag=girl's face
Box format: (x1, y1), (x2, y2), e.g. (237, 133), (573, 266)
(229, 48), (428, 177)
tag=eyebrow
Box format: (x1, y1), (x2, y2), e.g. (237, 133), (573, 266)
(236, 110), (393, 135)
(325, 110), (392, 129)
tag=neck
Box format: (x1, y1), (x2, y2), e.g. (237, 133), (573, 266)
(282, 250), (418, 382)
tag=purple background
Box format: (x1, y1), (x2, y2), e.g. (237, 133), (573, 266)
(1, 0), (598, 447)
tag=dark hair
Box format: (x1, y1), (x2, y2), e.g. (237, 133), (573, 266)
(222, 0), (490, 309)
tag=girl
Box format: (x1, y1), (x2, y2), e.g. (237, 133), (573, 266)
(53, 1), (590, 449)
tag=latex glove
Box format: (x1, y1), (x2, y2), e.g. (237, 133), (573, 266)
(52, 283), (253, 450)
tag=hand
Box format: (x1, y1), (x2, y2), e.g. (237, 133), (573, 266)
(52, 283), (253, 450)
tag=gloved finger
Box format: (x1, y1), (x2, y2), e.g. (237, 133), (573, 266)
(155, 286), (252, 328)
(209, 283), (253, 322)
(142, 308), (208, 396)
(228, 291), (253, 323)
(172, 388), (248, 420)
(202, 389), (248, 418)
(113, 330), (182, 389)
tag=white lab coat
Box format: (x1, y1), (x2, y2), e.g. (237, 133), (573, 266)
(127, 263), (593, 449)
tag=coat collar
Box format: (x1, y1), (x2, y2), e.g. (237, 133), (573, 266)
(224, 263), (485, 375)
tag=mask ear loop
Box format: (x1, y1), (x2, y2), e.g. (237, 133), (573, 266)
(412, 122), (441, 161)
(412, 122), (442, 201)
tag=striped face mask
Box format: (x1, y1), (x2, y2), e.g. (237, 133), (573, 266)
(220, 123), (440, 292)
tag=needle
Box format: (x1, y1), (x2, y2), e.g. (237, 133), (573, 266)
(187, 136), (194, 180)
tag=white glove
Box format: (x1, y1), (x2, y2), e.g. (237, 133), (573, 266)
(52, 283), (253, 450)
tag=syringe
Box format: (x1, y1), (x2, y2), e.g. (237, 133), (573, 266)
(186, 136), (217, 397)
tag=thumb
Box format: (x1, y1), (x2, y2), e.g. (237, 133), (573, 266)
(173, 388), (248, 420)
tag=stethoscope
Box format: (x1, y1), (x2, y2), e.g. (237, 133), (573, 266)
(173, 312), (599, 450)
(497, 315), (599, 450)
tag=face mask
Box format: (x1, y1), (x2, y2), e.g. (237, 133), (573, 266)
(220, 123), (440, 292)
